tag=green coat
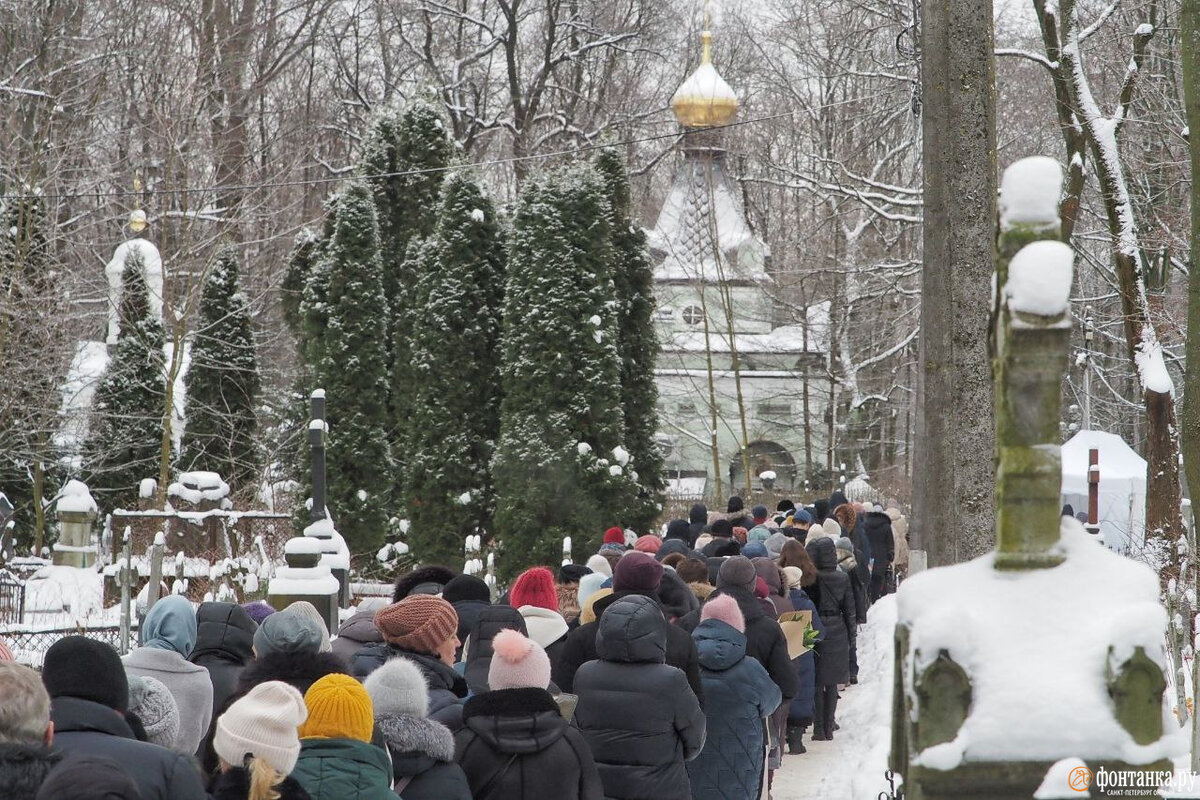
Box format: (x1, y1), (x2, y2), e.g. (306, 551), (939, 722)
(292, 738), (399, 800)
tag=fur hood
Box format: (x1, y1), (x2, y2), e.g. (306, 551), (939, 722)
(393, 566), (457, 601)
(0, 743), (59, 800)
(375, 713), (456, 763)
(236, 649), (349, 695)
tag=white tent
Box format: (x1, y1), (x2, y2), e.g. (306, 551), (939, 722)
(1060, 430), (1146, 554)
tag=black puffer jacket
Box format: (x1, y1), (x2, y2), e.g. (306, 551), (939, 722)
(0, 743), (59, 800)
(806, 537), (857, 686)
(210, 765), (312, 800)
(351, 645), (468, 732)
(863, 511), (895, 567)
(49, 697), (207, 800)
(552, 590), (703, 706)
(189, 602), (257, 719)
(377, 714), (472, 800)
(451, 599), (491, 661)
(678, 588), (798, 701)
(574, 595), (706, 800)
(455, 688), (602, 800)
(330, 610), (383, 663)
(463, 605), (528, 695)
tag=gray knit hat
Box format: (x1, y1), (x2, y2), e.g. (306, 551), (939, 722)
(363, 656), (429, 718)
(716, 556), (757, 592)
(253, 608), (323, 657)
(765, 532), (790, 560)
(283, 601), (332, 653)
(128, 675), (180, 750)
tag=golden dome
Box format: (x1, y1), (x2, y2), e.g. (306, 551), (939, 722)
(671, 31), (739, 128)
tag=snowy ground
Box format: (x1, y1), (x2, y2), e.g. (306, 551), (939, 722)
(774, 595), (898, 800)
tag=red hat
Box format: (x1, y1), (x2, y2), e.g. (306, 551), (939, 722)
(754, 576), (769, 599)
(603, 527), (626, 545)
(633, 535), (662, 554)
(509, 567), (559, 612)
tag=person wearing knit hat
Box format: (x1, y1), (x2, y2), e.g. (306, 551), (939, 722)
(687, 594), (781, 799)
(123, 595), (213, 755)
(291, 674), (397, 800)
(577, 572), (608, 610)
(741, 541), (769, 560)
(456, 631), (602, 800)
(212, 680), (308, 799)
(633, 534), (663, 554)
(579, 587), (615, 625)
(440, 574), (492, 663)
(281, 601), (332, 653)
(42, 637), (209, 800)
(127, 675), (180, 750)
(508, 567), (570, 669)
(602, 526), (626, 546)
(752, 505), (770, 525)
(240, 600), (276, 625)
(253, 606), (324, 658)
(731, 526), (749, 545)
(552, 551), (704, 705)
(351, 595), (468, 733)
(363, 660), (472, 799)
(805, 517), (840, 543)
(716, 556), (757, 594)
(765, 531), (790, 560)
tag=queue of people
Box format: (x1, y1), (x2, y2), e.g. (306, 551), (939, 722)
(0, 489), (906, 800)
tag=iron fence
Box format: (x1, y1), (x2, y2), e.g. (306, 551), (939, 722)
(1, 624), (136, 667)
(0, 570), (26, 626)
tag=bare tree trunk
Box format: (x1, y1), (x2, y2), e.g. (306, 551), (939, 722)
(913, 0), (997, 563)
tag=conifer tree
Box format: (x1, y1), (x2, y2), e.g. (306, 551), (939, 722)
(594, 148), (665, 529)
(309, 181), (392, 555)
(282, 228), (320, 338)
(360, 101), (453, 494)
(402, 173), (506, 566)
(84, 250), (166, 511)
(179, 247), (261, 494)
(493, 165), (635, 577)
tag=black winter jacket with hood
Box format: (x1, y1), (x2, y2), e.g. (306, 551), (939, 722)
(351, 645), (469, 732)
(806, 537), (857, 686)
(552, 590), (703, 705)
(188, 602), (257, 720)
(454, 688), (602, 800)
(574, 595), (706, 800)
(863, 511), (896, 567)
(0, 743), (59, 800)
(377, 713), (472, 800)
(463, 604), (528, 695)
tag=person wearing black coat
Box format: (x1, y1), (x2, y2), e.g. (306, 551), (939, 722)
(688, 504), (708, 544)
(677, 557), (799, 704)
(363, 659), (472, 800)
(0, 661), (60, 800)
(805, 537), (856, 740)
(210, 766), (311, 800)
(442, 574), (493, 662)
(0, 743), (60, 800)
(462, 604), (528, 695)
(863, 509), (896, 601)
(352, 645), (468, 731)
(189, 602), (258, 721)
(330, 602), (386, 663)
(574, 595), (706, 800)
(455, 630), (601, 800)
(40, 637), (206, 800)
(34, 755), (142, 800)
(551, 553), (704, 706)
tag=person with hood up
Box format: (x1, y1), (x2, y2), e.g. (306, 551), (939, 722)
(455, 630), (601, 800)
(363, 659), (471, 800)
(122, 595), (213, 754)
(126, 676), (180, 750)
(807, 517), (842, 543)
(292, 675), (397, 800)
(677, 557), (798, 705)
(41, 637), (207, 800)
(837, 537), (869, 627)
(780, 566), (823, 754)
(724, 496), (750, 529)
(686, 595), (781, 800)
(440, 575), (492, 660)
(189, 602), (258, 720)
(751, 558), (793, 617)
(331, 598), (388, 664)
(553, 552), (703, 704)
(862, 506), (896, 601)
(35, 756), (142, 800)
(805, 537), (856, 740)
(210, 681), (312, 800)
(508, 567), (570, 666)
(393, 565), (457, 601)
(461, 604), (528, 695)
(352, 595), (468, 731)
(0, 662), (60, 800)
(574, 595), (706, 800)
(688, 504), (708, 545)
(663, 519), (693, 546)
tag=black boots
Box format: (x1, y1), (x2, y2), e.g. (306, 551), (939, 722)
(786, 725), (806, 754)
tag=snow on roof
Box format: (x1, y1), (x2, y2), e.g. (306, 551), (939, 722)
(104, 238), (165, 344)
(898, 518), (1184, 767)
(665, 476), (707, 498)
(56, 479), (97, 515)
(285, 537), (323, 555)
(1061, 430), (1147, 485)
(662, 324), (824, 356)
(671, 61), (738, 108)
(999, 156), (1063, 229)
(1006, 241), (1074, 316)
(168, 472), (230, 505)
(268, 562), (340, 597)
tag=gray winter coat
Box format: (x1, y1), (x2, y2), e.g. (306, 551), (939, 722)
(122, 647), (212, 754)
(687, 619), (781, 800)
(574, 595), (706, 800)
(330, 610), (382, 663)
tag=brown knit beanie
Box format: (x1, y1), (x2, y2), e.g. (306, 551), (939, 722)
(373, 595), (458, 655)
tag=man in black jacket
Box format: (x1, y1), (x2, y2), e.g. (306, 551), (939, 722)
(863, 507), (896, 601)
(188, 601), (257, 719)
(552, 552), (704, 706)
(677, 556), (799, 703)
(0, 662), (59, 800)
(40, 636), (207, 800)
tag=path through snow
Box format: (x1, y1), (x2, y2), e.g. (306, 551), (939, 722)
(773, 595), (898, 800)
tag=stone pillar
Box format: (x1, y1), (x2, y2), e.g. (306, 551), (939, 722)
(53, 480), (98, 568)
(267, 537), (340, 633)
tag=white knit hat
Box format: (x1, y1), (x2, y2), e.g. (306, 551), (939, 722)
(585, 554), (612, 578)
(363, 657), (429, 718)
(214, 680), (307, 774)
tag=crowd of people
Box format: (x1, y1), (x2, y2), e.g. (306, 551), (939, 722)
(0, 491), (908, 800)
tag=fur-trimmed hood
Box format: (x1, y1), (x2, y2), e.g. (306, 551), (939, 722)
(393, 566), (457, 601)
(461, 687), (567, 754)
(376, 713), (456, 763)
(0, 743), (59, 800)
(236, 649), (349, 695)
